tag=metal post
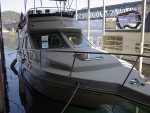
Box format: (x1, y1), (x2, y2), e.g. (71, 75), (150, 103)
(0, 2), (6, 112)
(24, 0), (27, 13)
(136, 106), (139, 113)
(87, 0), (90, 40)
(139, 0), (146, 74)
(0, 3), (5, 74)
(101, 0), (105, 50)
(120, 56), (140, 90)
(34, 0), (36, 14)
(63, 0), (65, 12)
(40, 51), (41, 69)
(40, 0), (42, 7)
(75, 0), (78, 21)
(70, 53), (77, 76)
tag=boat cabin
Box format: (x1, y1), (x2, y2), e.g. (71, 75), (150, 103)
(28, 32), (92, 49)
(18, 7), (92, 50)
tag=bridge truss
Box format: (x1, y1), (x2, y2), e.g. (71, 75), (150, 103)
(77, 1), (150, 21)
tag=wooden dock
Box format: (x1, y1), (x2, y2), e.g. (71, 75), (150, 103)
(0, 60), (6, 113)
(0, 5), (6, 112)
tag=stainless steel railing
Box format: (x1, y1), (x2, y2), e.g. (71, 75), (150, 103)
(21, 48), (150, 89)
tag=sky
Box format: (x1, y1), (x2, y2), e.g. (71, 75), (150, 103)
(1, 0), (141, 13)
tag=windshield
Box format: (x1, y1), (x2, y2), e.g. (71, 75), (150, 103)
(31, 32), (69, 49)
(64, 32), (92, 48)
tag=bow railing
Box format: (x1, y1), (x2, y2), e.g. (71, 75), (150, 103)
(20, 48), (150, 89)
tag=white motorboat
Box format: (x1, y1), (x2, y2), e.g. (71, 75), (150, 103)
(16, 0), (150, 109)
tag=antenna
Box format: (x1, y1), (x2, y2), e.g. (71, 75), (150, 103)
(24, 0), (27, 13)
(60, 1), (63, 23)
(63, 0), (65, 11)
(40, 0), (43, 7)
(34, 0), (36, 14)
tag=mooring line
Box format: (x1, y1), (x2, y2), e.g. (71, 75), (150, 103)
(61, 82), (80, 113)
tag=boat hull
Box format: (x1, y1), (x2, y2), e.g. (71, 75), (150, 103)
(21, 65), (126, 109)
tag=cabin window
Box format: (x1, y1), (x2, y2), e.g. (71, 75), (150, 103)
(32, 32), (69, 49)
(41, 35), (49, 48)
(64, 32), (92, 48)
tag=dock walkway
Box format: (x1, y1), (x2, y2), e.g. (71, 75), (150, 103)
(0, 59), (6, 113)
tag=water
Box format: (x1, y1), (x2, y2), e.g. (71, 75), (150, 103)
(4, 33), (25, 113)
(3, 33), (150, 113)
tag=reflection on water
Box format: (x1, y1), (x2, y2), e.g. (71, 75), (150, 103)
(3, 33), (150, 113)
(4, 33), (25, 113)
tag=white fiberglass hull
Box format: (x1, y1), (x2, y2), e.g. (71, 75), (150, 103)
(23, 67), (126, 108)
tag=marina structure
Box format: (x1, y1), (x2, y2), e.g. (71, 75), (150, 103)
(0, 4), (6, 113)
(77, 0), (150, 74)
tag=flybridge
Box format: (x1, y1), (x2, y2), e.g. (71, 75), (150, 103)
(18, 0), (75, 30)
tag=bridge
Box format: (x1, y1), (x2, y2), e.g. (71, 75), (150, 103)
(77, 1), (150, 21)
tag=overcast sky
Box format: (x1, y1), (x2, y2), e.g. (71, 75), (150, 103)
(1, 0), (141, 13)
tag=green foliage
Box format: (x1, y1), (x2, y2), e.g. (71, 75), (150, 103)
(2, 11), (20, 25)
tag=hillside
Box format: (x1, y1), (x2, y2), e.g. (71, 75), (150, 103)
(2, 11), (20, 25)
(2, 11), (20, 30)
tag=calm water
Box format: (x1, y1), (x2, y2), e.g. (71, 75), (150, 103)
(3, 33), (150, 113)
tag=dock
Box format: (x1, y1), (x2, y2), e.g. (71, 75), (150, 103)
(0, 6), (6, 112)
(0, 60), (6, 113)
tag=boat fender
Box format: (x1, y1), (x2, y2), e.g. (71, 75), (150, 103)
(21, 59), (26, 63)
(10, 58), (17, 68)
(11, 66), (18, 75)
